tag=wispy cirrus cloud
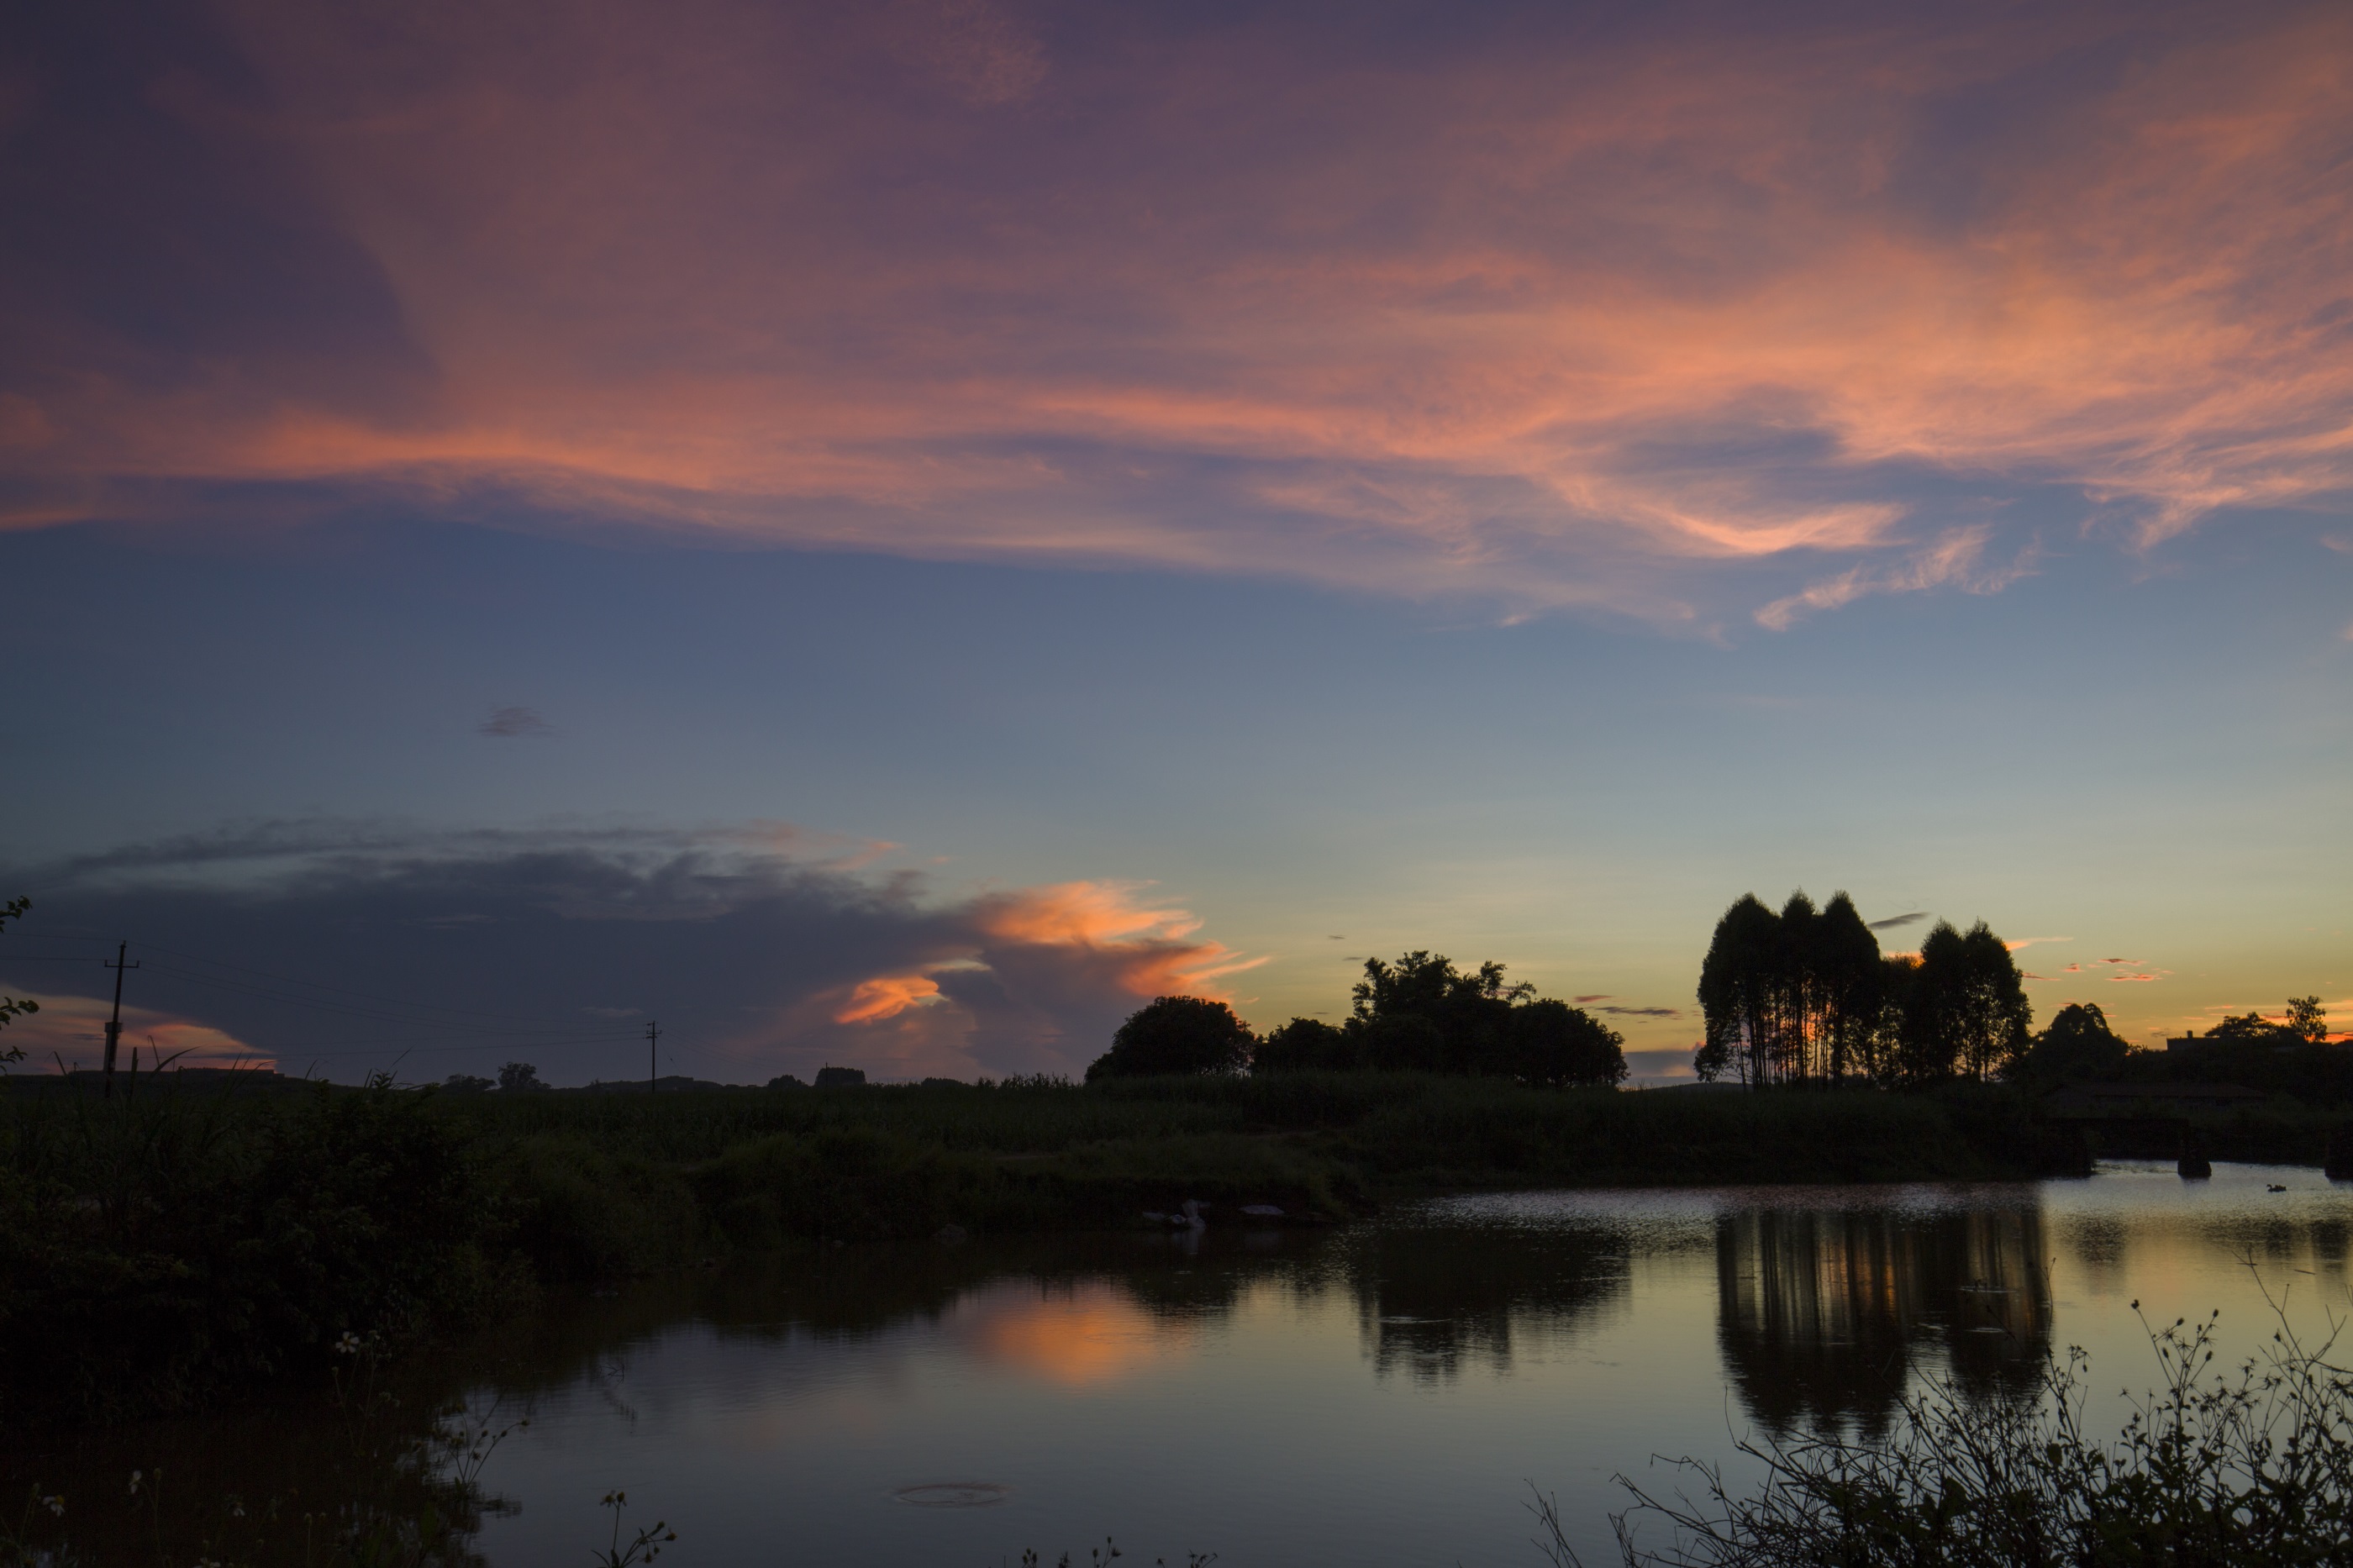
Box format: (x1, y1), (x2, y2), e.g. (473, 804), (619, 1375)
(3, 2), (2347, 627)
(1755, 528), (2038, 631)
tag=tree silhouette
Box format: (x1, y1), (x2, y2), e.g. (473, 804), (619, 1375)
(497, 1060), (546, 1092)
(1349, 950), (1532, 1072)
(2021, 1001), (2130, 1083)
(1698, 894), (1784, 1086)
(1085, 996), (1255, 1081)
(1508, 998), (1628, 1087)
(1904, 921), (2032, 1082)
(1698, 891), (1887, 1087)
(2211, 997), (2329, 1046)
(1253, 1016), (1353, 1072)
(1698, 894), (2029, 1087)
(1339, 951), (1622, 1086)
(2287, 996), (2329, 1044)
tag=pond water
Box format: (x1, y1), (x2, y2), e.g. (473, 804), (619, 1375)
(18, 1161), (2353, 1565)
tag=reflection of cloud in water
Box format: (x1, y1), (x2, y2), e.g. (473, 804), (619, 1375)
(950, 1281), (1197, 1386)
(1716, 1200), (2049, 1438)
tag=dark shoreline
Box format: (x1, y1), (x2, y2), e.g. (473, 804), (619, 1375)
(6, 1070), (2349, 1430)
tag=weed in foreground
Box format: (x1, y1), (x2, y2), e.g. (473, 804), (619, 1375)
(1534, 1269), (2353, 1565)
(592, 1491), (674, 1567)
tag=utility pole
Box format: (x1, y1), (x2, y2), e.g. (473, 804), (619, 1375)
(646, 1019), (661, 1094)
(103, 940), (140, 1099)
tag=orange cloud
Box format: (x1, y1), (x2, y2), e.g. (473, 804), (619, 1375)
(1, 991), (272, 1073)
(778, 881), (1262, 1078)
(6, 3), (2348, 625)
(975, 881), (1266, 1001)
(832, 972), (943, 1024)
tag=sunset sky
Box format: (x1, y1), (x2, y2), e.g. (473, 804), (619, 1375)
(5, 0), (2348, 1083)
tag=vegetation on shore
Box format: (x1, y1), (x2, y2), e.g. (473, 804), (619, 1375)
(1542, 1281), (2353, 1565)
(3, 1066), (2079, 1428)
(1088, 950), (1632, 1087)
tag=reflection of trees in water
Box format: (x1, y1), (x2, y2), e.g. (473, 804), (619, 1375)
(2066, 1213), (2130, 1297)
(1342, 1223), (1632, 1382)
(2058, 1206), (2353, 1306)
(1716, 1202), (2048, 1438)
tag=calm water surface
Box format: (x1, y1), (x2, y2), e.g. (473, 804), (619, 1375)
(25, 1162), (2353, 1565)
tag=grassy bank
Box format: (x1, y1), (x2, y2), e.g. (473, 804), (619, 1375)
(2, 1069), (2337, 1428)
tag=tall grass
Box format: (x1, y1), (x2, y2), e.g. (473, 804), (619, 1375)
(0, 1071), (508, 1427)
(431, 1077), (1237, 1160)
(445, 1073), (2055, 1185)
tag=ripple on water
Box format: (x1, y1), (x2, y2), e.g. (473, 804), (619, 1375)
(891, 1483), (1011, 1508)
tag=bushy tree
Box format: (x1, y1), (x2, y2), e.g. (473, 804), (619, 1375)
(1348, 950), (1531, 1072)
(1252, 1016), (1352, 1072)
(497, 1060), (546, 1092)
(1508, 998), (1628, 1087)
(2020, 1001), (2130, 1083)
(1086, 996), (1255, 1081)
(2287, 995), (2329, 1044)
(1340, 951), (1624, 1087)
(1355, 1011), (1449, 1071)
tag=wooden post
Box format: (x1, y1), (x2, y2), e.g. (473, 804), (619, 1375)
(2177, 1122), (2211, 1180)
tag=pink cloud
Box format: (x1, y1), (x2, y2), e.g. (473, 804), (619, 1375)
(4, 4), (2348, 624)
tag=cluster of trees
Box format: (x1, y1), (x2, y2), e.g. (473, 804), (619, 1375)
(2019, 1002), (2133, 1082)
(440, 1061), (547, 1092)
(2024, 997), (2350, 1102)
(2199, 996), (2329, 1048)
(1695, 892), (2032, 1087)
(1086, 950), (1629, 1088)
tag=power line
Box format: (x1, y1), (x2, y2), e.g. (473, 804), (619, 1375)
(42, 1030), (662, 1065)
(134, 940), (624, 1026)
(136, 961), (639, 1036)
